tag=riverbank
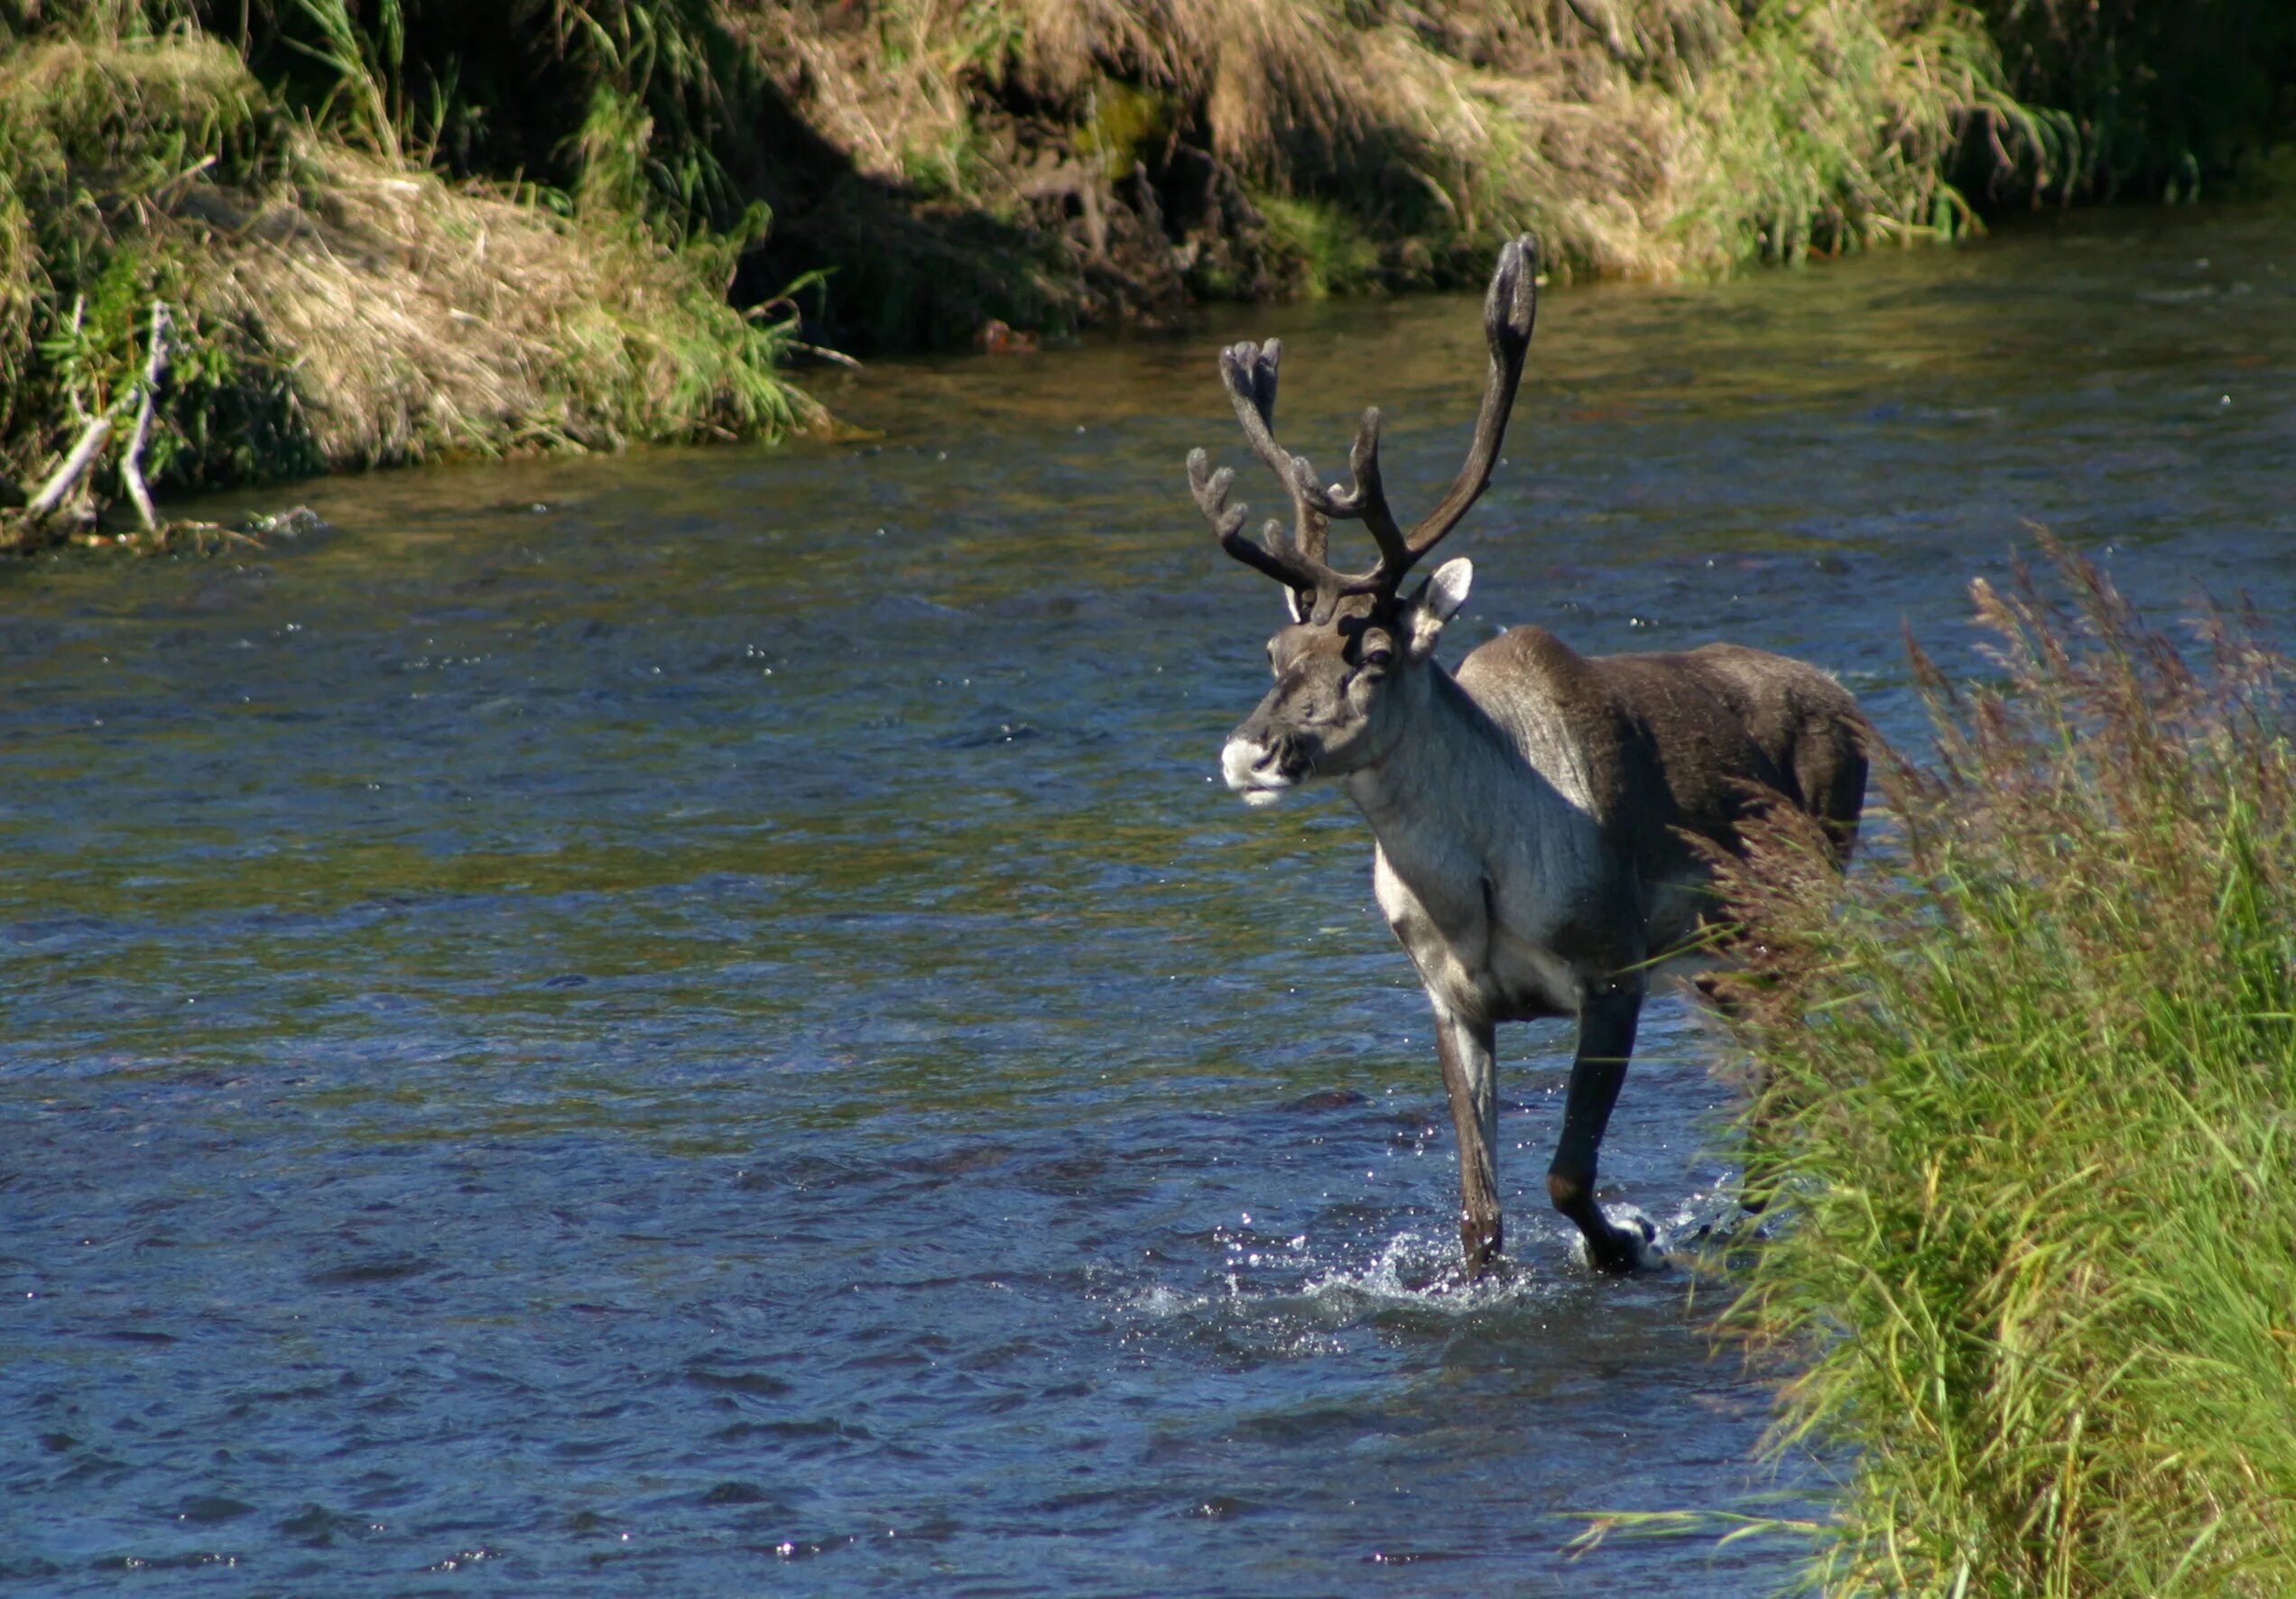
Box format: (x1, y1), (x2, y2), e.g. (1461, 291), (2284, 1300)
(3, 2), (2291, 547)
(1713, 541), (2296, 1596)
(0, 22), (813, 552)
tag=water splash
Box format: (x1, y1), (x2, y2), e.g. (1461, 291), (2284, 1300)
(1297, 1230), (1558, 1312)
(1118, 1228), (1571, 1354)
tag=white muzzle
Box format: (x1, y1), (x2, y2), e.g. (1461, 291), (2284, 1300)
(1221, 737), (1293, 808)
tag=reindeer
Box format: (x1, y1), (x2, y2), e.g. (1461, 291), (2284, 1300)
(1185, 236), (1866, 1274)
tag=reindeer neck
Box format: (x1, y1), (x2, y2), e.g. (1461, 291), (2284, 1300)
(1344, 665), (1538, 864)
(1342, 659), (1609, 938)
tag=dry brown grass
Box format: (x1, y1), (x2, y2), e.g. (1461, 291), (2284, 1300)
(0, 26), (810, 532)
(734, 0), (2018, 291)
(198, 145), (814, 467)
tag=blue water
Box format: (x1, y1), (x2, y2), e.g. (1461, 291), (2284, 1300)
(3, 199), (2291, 1595)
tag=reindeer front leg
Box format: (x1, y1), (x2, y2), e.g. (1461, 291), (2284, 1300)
(1432, 1011), (1504, 1275)
(1547, 981), (1653, 1272)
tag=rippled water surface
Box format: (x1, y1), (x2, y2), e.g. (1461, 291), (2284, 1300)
(5, 203), (2293, 1595)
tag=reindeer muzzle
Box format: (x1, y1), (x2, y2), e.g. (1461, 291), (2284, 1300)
(1221, 729), (1315, 806)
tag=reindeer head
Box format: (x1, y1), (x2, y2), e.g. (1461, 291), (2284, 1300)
(1187, 236), (1539, 807)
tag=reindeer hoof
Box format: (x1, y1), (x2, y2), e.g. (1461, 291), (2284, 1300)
(1571, 1204), (1667, 1273)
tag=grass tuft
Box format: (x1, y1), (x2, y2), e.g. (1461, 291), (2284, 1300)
(1710, 536), (2296, 1596)
(1253, 190), (1381, 297)
(0, 10), (815, 542)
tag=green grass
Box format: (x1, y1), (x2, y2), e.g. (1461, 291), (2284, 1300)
(1710, 539), (2296, 1596)
(1253, 191), (1383, 298)
(1976, 0), (2296, 202)
(736, 0), (2051, 314)
(5, 3), (2291, 529)
(1680, 0), (2003, 263)
(0, 6), (815, 547)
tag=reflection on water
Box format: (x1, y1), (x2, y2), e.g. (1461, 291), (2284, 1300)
(3, 199), (2292, 1595)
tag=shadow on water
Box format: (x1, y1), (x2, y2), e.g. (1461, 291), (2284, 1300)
(1, 199), (2291, 1594)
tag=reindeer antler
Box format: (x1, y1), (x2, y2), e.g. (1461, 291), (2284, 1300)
(1185, 338), (1384, 618)
(1187, 235), (1540, 624)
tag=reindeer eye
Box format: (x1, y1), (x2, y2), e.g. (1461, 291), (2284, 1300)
(1361, 642), (1393, 670)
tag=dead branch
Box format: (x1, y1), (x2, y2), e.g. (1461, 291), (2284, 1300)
(22, 411), (117, 527)
(118, 301), (176, 531)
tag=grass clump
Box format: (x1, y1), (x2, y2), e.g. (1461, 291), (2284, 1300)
(0, 7), (815, 546)
(1975, 0), (2296, 202)
(1253, 192), (1382, 297)
(6, 3), (2290, 528)
(0, 32), (310, 504)
(1679, 0), (2006, 264)
(1711, 538), (2296, 1596)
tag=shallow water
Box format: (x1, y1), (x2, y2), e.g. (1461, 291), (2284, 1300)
(4, 200), (2292, 1596)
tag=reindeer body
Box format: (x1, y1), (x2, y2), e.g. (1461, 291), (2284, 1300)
(1335, 626), (1866, 1271)
(1384, 628), (1870, 1014)
(1186, 238), (1867, 1273)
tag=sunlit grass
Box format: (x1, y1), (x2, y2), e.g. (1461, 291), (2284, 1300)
(759, 0), (2026, 292)
(1711, 538), (2296, 1596)
(0, 8), (814, 540)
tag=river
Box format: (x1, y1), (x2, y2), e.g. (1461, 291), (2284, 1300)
(3, 199), (2291, 1595)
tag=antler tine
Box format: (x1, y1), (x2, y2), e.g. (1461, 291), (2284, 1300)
(1402, 233), (1540, 563)
(1309, 406), (1412, 584)
(1205, 341), (1384, 622)
(1245, 338), (1279, 438)
(1188, 448), (1329, 595)
(1218, 342), (1337, 570)
(1191, 234), (1540, 620)
(1224, 341), (1399, 578)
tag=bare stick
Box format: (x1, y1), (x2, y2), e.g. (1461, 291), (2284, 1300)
(22, 412), (115, 527)
(118, 301), (175, 532)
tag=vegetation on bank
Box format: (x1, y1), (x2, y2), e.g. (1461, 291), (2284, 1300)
(731, 0), (2294, 340)
(0, 4), (815, 550)
(1, 3), (2291, 542)
(1712, 541), (2296, 1596)
(1978, 0), (2296, 204)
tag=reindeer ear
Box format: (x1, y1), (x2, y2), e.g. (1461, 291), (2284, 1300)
(1404, 558), (1473, 657)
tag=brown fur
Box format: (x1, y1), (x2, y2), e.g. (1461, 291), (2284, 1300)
(1463, 626), (1867, 883)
